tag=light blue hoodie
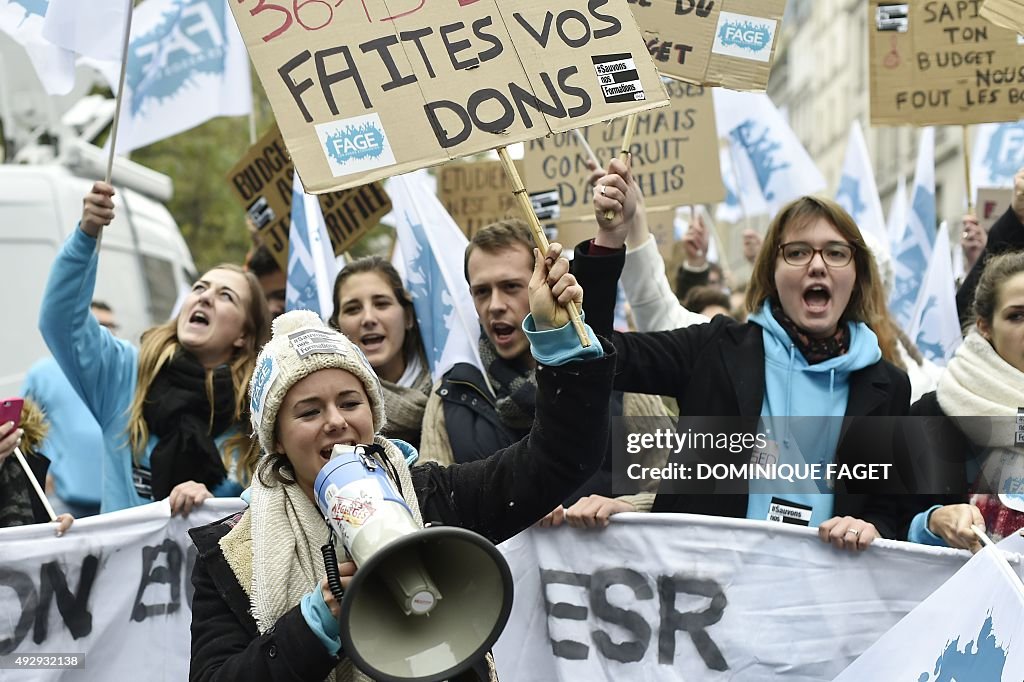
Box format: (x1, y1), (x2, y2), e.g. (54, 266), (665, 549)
(40, 227), (243, 512)
(746, 301), (882, 527)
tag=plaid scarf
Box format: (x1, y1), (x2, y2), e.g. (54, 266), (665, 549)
(770, 300), (849, 365)
(477, 334), (537, 431)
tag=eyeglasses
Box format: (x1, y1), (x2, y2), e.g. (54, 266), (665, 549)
(778, 241), (855, 267)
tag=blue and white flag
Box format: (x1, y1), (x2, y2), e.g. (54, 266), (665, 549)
(715, 145), (769, 225)
(972, 121), (1024, 194)
(387, 170), (484, 382)
(89, 0), (251, 154)
(836, 120), (889, 258)
(713, 89), (826, 214)
(286, 172), (337, 318)
(890, 127), (937, 331)
(909, 223), (961, 366)
(834, 547), (1024, 681)
(42, 0), (126, 62)
(0, 0), (75, 94)
(887, 174), (908, 258)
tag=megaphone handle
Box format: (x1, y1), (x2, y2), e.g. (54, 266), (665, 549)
(321, 538), (346, 605)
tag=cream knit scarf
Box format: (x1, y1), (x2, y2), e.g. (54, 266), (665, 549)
(220, 436), (423, 682)
(937, 331), (1024, 497)
(380, 359), (432, 447)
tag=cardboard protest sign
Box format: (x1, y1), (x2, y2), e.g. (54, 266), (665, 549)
(230, 0), (670, 194)
(980, 0), (1024, 36)
(628, 0), (786, 90)
(869, 0), (1024, 126)
(524, 80), (722, 221)
(438, 160), (522, 238)
(976, 186), (1014, 230)
(227, 125), (391, 271)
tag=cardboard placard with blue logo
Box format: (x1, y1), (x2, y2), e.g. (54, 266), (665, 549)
(869, 0), (1024, 126)
(230, 0), (670, 194)
(626, 0), (786, 91)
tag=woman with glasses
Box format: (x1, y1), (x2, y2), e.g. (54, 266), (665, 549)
(564, 160), (920, 551)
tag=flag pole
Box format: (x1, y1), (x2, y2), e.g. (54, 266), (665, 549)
(13, 447), (57, 522)
(105, 0), (136, 186)
(972, 526), (1024, 599)
(496, 146), (590, 348)
(962, 125), (974, 215)
(603, 113), (638, 220)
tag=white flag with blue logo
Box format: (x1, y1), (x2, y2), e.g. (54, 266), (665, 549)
(42, 0), (126, 62)
(387, 171), (484, 382)
(715, 145), (769, 224)
(89, 0), (251, 154)
(887, 174), (908, 258)
(713, 89), (826, 214)
(890, 127), (937, 332)
(286, 172), (337, 319)
(834, 547), (1024, 681)
(972, 121), (1024, 193)
(836, 120), (889, 259)
(909, 223), (961, 365)
(0, 0), (76, 94)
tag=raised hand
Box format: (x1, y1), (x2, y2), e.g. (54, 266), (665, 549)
(81, 181), (116, 237)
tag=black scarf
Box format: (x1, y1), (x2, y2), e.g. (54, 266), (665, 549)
(477, 333), (537, 431)
(770, 300), (849, 365)
(143, 351), (236, 500)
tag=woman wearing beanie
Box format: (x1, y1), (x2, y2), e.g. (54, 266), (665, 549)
(39, 182), (271, 513)
(908, 250), (1024, 552)
(188, 249), (613, 682)
(329, 257), (431, 450)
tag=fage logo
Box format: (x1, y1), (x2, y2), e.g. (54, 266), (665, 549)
(316, 113), (397, 178)
(712, 12), (777, 63)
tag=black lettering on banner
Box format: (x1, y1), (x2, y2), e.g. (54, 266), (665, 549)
(359, 35), (418, 91)
(540, 569), (591, 660)
(472, 16), (504, 61)
(676, 0), (715, 18)
(657, 575), (728, 670)
(317, 45), (371, 116)
(33, 556), (99, 643)
(0, 567), (37, 655)
(589, 0), (622, 39)
(399, 27), (438, 78)
(132, 539), (183, 622)
(589, 568), (653, 663)
(278, 51), (317, 123)
(440, 21), (480, 70)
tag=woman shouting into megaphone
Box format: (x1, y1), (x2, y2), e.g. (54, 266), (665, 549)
(188, 246), (613, 682)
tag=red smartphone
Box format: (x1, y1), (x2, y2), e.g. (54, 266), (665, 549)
(0, 397), (24, 435)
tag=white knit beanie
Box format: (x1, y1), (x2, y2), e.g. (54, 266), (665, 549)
(249, 310), (386, 455)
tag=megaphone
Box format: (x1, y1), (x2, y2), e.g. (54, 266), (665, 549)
(314, 444), (513, 682)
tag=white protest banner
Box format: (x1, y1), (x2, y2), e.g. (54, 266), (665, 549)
(627, 0), (787, 91)
(493, 513), (1004, 682)
(0, 499), (245, 681)
(524, 79), (723, 222)
(835, 546), (1024, 680)
(869, 0), (1024, 126)
(230, 0), (670, 194)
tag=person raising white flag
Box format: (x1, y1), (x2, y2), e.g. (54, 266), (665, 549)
(387, 170), (485, 381)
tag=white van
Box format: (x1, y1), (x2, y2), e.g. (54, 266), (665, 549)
(0, 150), (197, 397)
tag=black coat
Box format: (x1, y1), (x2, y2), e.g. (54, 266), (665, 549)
(957, 207), (1024, 326)
(188, 347), (615, 682)
(573, 242), (931, 539)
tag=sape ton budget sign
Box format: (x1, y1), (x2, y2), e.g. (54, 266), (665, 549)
(230, 0), (670, 194)
(869, 0), (1024, 126)
(627, 0), (786, 91)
